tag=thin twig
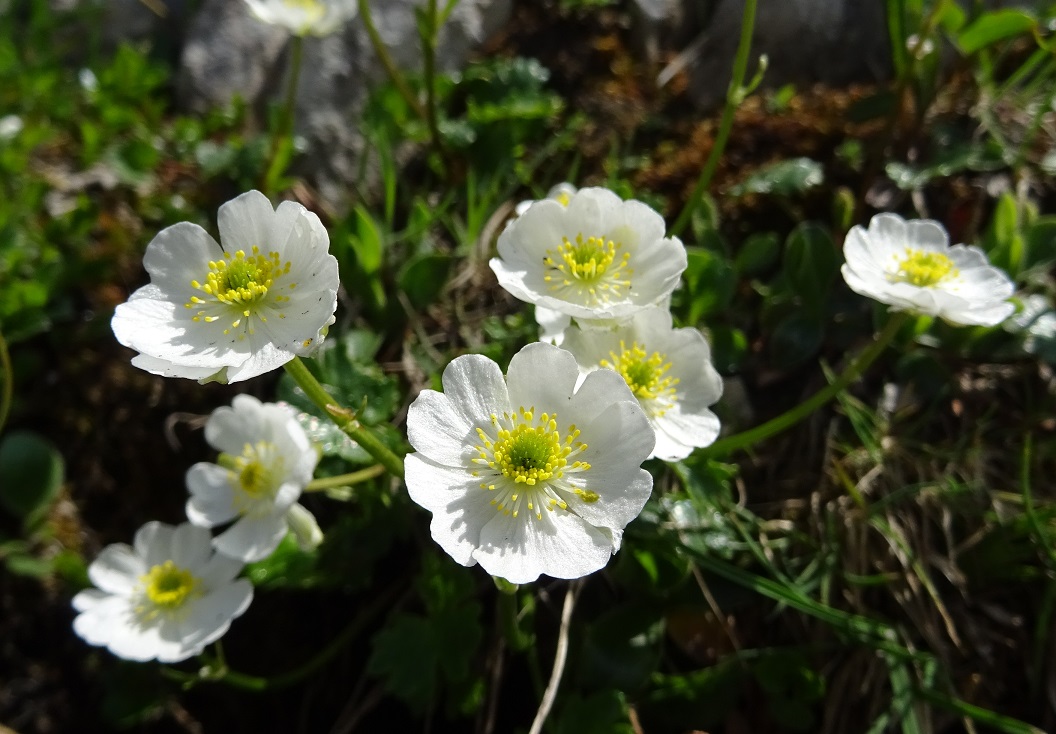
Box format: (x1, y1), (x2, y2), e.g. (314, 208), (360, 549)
(528, 581), (579, 734)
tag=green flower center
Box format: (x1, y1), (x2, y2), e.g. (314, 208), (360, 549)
(184, 247), (295, 338)
(601, 341), (679, 415)
(543, 233), (633, 304)
(472, 407), (597, 520)
(893, 249), (957, 287)
(141, 560), (199, 609)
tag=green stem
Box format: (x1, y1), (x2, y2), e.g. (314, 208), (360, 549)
(262, 34), (304, 195)
(671, 0), (758, 238)
(702, 312), (910, 457)
(283, 357), (405, 478)
(358, 0), (427, 123)
(164, 581), (404, 692)
(305, 464), (386, 491)
(0, 327), (11, 435)
(421, 0), (448, 167)
(496, 581), (533, 652)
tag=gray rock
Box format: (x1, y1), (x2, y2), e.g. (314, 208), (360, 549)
(656, 0), (1051, 109)
(178, 0), (512, 209)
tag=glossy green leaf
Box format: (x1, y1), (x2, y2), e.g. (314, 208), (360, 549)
(0, 429), (64, 529)
(399, 252), (454, 309)
(783, 222), (837, 315)
(729, 157), (824, 198)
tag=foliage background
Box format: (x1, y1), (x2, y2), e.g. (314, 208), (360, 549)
(1, 0), (1056, 732)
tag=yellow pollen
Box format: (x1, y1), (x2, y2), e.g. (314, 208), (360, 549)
(472, 407), (594, 520)
(892, 248), (957, 287)
(183, 248), (292, 327)
(543, 233), (633, 304)
(600, 341), (679, 416)
(140, 561), (199, 609)
(219, 441), (283, 502)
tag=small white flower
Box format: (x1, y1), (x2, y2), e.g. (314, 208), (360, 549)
(491, 187), (687, 325)
(562, 307), (723, 461)
(0, 114), (23, 141)
(405, 342), (655, 584)
(186, 394), (320, 562)
(515, 182), (578, 217)
(243, 0), (358, 36)
(72, 522), (253, 663)
(841, 212), (1015, 326)
(112, 190), (339, 383)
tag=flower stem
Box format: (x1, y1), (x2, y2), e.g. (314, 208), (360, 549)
(528, 581), (579, 734)
(358, 0), (427, 123)
(495, 580), (533, 652)
(420, 0), (450, 171)
(262, 34), (304, 195)
(0, 327), (11, 435)
(671, 0), (758, 239)
(701, 312), (910, 457)
(283, 357), (405, 478)
(304, 464), (386, 491)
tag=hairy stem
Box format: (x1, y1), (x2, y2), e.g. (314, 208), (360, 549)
(305, 464), (387, 492)
(283, 357), (405, 478)
(528, 581), (579, 734)
(358, 0), (427, 122)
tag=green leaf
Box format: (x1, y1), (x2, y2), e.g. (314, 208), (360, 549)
(769, 312), (825, 367)
(958, 10), (1037, 54)
(556, 691), (635, 734)
(729, 158), (824, 198)
(783, 222), (837, 315)
(0, 430), (64, 529)
(734, 232), (780, 276)
(350, 205), (385, 275)
(681, 247), (735, 324)
(399, 253), (454, 309)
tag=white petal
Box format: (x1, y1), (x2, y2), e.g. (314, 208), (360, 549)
(169, 523), (214, 571)
(212, 514), (288, 563)
(217, 190), (278, 256)
(185, 463), (239, 527)
(134, 521), (174, 568)
(405, 454), (489, 567)
(904, 219), (949, 252)
(441, 353), (511, 427)
(474, 510), (615, 584)
(505, 343), (580, 413)
(72, 588), (111, 613)
(406, 389), (476, 466)
(180, 580), (253, 651)
(197, 553), (246, 590)
(129, 353), (223, 381)
(651, 408), (721, 460)
(141, 221), (222, 297)
(87, 544), (144, 596)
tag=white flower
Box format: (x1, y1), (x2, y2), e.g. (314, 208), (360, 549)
(72, 522), (252, 663)
(841, 212), (1015, 326)
(1006, 294), (1056, 355)
(561, 307), (723, 461)
(491, 187), (687, 325)
(243, 0), (358, 36)
(186, 394), (321, 562)
(112, 190), (339, 383)
(405, 342), (655, 584)
(515, 182), (578, 217)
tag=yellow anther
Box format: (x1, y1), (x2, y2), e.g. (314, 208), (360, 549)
(892, 248), (957, 287)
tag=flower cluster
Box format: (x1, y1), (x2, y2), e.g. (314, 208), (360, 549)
(73, 394), (323, 663)
(78, 192), (334, 664)
(489, 186), (723, 462)
(84, 183), (1024, 664)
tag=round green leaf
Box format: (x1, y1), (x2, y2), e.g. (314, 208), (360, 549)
(0, 430), (64, 528)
